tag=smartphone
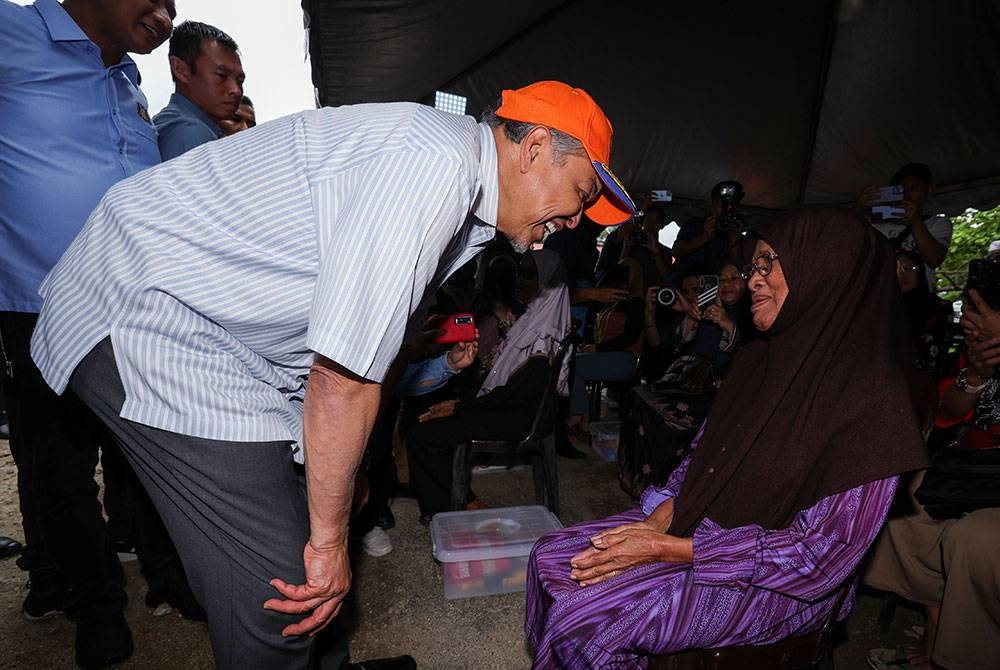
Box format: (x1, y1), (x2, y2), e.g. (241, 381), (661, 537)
(696, 275), (719, 309)
(431, 313), (476, 344)
(871, 205), (906, 222)
(966, 258), (1000, 311)
(873, 184), (905, 203)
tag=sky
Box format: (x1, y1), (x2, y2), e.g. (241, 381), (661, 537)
(12, 0), (316, 123)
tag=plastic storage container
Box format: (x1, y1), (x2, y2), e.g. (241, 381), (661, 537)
(430, 505), (562, 599)
(589, 421), (621, 461)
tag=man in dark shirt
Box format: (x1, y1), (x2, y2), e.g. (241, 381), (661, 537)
(153, 20), (244, 159)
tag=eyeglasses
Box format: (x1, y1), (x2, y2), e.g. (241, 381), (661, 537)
(897, 262), (921, 274)
(742, 252), (779, 282)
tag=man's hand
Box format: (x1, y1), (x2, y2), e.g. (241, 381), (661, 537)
(446, 338), (479, 371)
(856, 185), (880, 211)
(283, 355), (380, 639)
(264, 540), (351, 636)
(645, 286), (659, 317)
(418, 398), (458, 423)
(897, 200), (921, 226)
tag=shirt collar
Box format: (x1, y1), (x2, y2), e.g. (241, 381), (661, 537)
(35, 0), (88, 42)
(473, 122), (499, 229)
(35, 0), (139, 79)
(169, 93), (226, 139)
(467, 122), (499, 247)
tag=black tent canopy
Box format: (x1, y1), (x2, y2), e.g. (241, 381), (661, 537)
(302, 0), (1000, 220)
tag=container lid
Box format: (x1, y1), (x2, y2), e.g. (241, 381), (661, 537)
(431, 505), (562, 563)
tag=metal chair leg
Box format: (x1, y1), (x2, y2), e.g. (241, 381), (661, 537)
(450, 442), (472, 510)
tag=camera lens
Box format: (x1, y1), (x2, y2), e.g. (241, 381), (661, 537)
(656, 287), (677, 307)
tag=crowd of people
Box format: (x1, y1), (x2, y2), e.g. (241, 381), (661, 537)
(1, 2), (998, 670)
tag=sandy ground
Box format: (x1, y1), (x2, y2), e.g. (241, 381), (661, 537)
(0, 431), (922, 669)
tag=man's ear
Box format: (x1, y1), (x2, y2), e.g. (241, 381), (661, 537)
(517, 126), (550, 174)
(169, 55), (191, 84)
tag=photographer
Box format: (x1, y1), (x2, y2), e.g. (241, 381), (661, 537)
(670, 180), (750, 282)
(596, 206), (672, 289)
(647, 263), (749, 389)
(856, 163), (951, 284)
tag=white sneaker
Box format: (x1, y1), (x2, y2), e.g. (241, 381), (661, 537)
(361, 527), (393, 557)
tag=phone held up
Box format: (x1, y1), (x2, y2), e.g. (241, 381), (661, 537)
(871, 184), (906, 222)
(655, 275), (719, 309)
(966, 257), (1000, 313)
(431, 313), (477, 344)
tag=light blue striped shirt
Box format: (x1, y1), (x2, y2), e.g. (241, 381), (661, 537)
(32, 103), (498, 449)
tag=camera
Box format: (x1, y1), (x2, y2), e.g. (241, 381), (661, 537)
(714, 181), (744, 233)
(656, 287), (677, 307)
(655, 275), (719, 309)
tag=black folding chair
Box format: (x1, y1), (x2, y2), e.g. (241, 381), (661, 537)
(449, 334), (574, 517)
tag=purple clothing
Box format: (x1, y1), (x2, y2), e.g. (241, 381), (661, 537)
(525, 456), (898, 668)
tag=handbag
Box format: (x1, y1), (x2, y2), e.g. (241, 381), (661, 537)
(654, 354), (716, 395)
(914, 441), (1000, 519)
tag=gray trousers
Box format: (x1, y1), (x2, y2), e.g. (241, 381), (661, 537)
(71, 338), (348, 669)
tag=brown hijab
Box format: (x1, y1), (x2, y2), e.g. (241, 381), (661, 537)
(668, 206), (927, 536)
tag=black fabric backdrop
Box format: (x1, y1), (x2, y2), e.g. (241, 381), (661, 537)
(302, 0), (1000, 218)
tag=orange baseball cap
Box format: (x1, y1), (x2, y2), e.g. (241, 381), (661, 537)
(495, 81), (636, 226)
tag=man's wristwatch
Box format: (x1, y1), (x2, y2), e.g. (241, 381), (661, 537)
(955, 367), (989, 394)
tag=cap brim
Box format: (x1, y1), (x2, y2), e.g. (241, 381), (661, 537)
(586, 161), (636, 225)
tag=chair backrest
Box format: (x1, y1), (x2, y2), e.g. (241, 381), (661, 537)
(520, 333), (575, 443)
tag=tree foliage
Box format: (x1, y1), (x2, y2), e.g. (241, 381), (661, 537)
(935, 204), (1000, 297)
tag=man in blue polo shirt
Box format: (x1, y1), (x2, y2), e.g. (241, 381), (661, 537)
(0, 1), (175, 667)
(153, 20), (245, 160)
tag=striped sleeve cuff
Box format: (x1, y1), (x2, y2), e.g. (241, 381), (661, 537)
(691, 518), (760, 590)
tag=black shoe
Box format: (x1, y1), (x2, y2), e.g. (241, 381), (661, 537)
(22, 569), (67, 621)
(144, 563), (207, 621)
(374, 506), (396, 530)
(556, 440), (587, 459)
(0, 535), (23, 560)
(75, 611), (133, 670)
(346, 655), (417, 670)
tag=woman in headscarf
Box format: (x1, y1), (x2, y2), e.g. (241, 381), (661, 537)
(524, 206), (928, 668)
(896, 249), (953, 378)
(406, 249), (571, 522)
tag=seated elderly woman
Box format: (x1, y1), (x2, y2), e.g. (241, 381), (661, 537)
(406, 249), (571, 521)
(524, 206), (928, 668)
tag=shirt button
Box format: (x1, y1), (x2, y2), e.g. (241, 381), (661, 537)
(708, 467), (715, 474)
(721, 447), (726, 452)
